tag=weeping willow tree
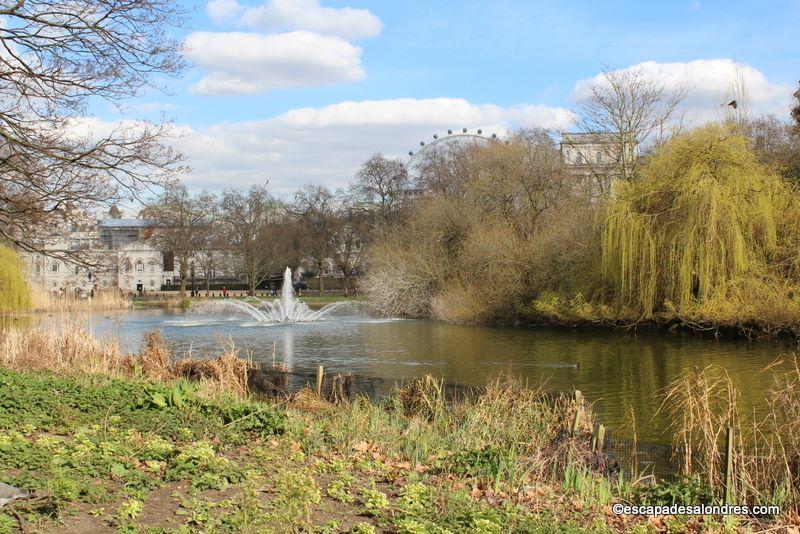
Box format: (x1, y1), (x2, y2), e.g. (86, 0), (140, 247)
(0, 245), (31, 312)
(602, 124), (800, 319)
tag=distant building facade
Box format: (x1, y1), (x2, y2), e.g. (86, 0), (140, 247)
(22, 209), (223, 294)
(560, 132), (636, 194)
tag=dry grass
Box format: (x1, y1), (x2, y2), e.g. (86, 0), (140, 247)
(174, 341), (253, 399)
(660, 366), (739, 486)
(0, 323), (253, 398)
(662, 361), (800, 514)
(29, 286), (132, 312)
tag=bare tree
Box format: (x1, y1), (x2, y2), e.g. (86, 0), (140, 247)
(142, 184), (214, 299)
(414, 141), (482, 198)
(329, 191), (368, 296)
(792, 82), (800, 132)
(743, 115), (800, 185)
(0, 0), (186, 258)
(572, 66), (688, 181)
(470, 128), (566, 237)
(289, 185), (335, 294)
(721, 65), (752, 125)
(352, 153), (409, 226)
(220, 185), (287, 296)
(195, 201), (231, 296)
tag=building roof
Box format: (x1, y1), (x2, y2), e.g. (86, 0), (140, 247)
(98, 218), (156, 228)
(560, 132), (622, 145)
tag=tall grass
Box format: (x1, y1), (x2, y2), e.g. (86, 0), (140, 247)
(29, 286), (132, 312)
(291, 374), (608, 494)
(0, 323), (251, 397)
(662, 361), (800, 514)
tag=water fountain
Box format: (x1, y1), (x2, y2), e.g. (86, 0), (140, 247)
(218, 267), (352, 323)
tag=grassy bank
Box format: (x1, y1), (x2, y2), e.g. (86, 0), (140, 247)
(0, 368), (697, 533)
(0, 328), (797, 532)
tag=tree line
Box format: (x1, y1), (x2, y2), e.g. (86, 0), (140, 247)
(362, 71), (800, 337)
(143, 153), (411, 298)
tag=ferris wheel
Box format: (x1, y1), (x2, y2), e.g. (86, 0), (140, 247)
(403, 128), (503, 169)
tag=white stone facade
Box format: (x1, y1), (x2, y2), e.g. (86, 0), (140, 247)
(23, 216), (198, 294)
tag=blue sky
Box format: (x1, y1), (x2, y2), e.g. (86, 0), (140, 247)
(97, 0), (800, 194)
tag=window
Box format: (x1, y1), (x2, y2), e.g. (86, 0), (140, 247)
(149, 261), (156, 273)
(75, 266), (80, 275)
(51, 262), (59, 272)
(166, 279), (171, 285)
(595, 151), (602, 164)
(149, 280), (155, 287)
(135, 260), (144, 273)
(575, 153), (584, 165)
(163, 251), (174, 271)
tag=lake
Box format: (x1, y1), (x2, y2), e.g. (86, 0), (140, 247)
(13, 305), (792, 443)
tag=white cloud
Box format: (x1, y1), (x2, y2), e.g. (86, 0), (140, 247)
(236, 0), (382, 40)
(194, 1), (381, 95)
(571, 59), (793, 123)
(184, 31), (365, 95)
(206, 0), (244, 24)
(172, 98), (573, 194)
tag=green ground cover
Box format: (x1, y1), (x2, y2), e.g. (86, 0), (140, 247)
(0, 368), (770, 533)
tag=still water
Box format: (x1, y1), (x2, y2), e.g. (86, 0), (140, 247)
(20, 307), (792, 442)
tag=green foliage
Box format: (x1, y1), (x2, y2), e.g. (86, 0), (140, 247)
(636, 475), (715, 507)
(166, 441), (243, 490)
(145, 380), (198, 409)
(0, 367), (286, 525)
(270, 469), (321, 529)
(602, 124), (800, 318)
(326, 471), (355, 503)
(0, 368), (284, 442)
(561, 463), (615, 505)
(349, 523), (377, 534)
(0, 244), (31, 311)
(360, 486), (390, 517)
(444, 446), (515, 483)
(199, 397), (286, 438)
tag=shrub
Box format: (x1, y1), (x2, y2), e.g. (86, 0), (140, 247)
(636, 475), (714, 507)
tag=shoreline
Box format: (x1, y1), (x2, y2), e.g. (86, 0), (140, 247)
(0, 365), (793, 532)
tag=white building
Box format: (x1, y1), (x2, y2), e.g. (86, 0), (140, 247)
(23, 211), (202, 294)
(560, 132), (636, 195)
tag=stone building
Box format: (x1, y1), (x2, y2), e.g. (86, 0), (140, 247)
(22, 210), (219, 294)
(560, 132), (636, 195)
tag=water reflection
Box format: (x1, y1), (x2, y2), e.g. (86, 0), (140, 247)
(7, 308), (791, 442)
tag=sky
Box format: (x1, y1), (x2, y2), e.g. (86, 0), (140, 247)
(94, 0), (800, 196)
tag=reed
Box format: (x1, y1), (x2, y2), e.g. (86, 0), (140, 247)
(0, 323), (252, 398)
(28, 285), (132, 312)
(662, 361), (800, 514)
